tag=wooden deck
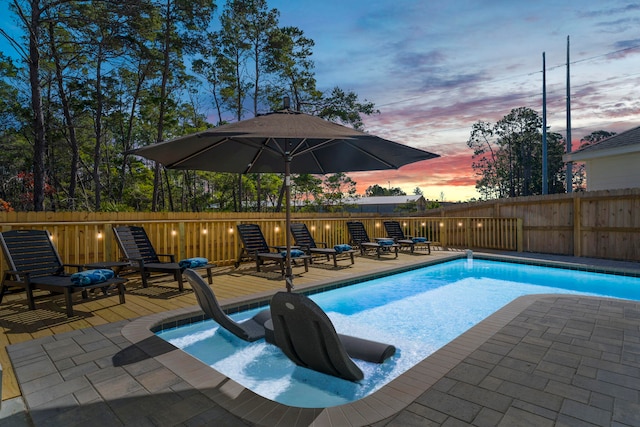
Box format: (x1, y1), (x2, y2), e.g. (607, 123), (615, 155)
(0, 250), (454, 402)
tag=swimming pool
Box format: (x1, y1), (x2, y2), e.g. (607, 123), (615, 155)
(156, 258), (640, 408)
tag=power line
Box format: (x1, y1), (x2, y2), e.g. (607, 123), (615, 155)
(374, 70), (640, 137)
(376, 43), (640, 109)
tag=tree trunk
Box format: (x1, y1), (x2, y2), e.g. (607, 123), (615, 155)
(29, 0), (46, 211)
(93, 46), (104, 210)
(152, 0), (173, 212)
(48, 22), (79, 210)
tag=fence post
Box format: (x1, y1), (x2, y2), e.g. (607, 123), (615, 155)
(573, 194), (581, 257)
(439, 219), (447, 248)
(179, 222), (186, 259)
(516, 218), (523, 252)
(104, 223), (114, 261)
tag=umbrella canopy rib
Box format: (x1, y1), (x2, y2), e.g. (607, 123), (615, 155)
(246, 139), (275, 174)
(165, 137), (231, 169)
(337, 139), (400, 169)
(290, 138), (330, 175)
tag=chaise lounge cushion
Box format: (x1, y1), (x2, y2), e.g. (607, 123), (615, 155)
(377, 239), (395, 246)
(179, 257), (209, 269)
(333, 244), (352, 254)
(70, 269), (115, 286)
(279, 249), (306, 258)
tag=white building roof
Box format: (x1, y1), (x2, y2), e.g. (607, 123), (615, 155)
(564, 125), (640, 162)
(347, 195), (424, 205)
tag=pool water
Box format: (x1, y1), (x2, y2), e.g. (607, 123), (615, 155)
(157, 259), (640, 408)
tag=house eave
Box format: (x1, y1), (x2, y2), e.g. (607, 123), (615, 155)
(563, 144), (640, 162)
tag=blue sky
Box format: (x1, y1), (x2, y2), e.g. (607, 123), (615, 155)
(2, 1), (640, 201)
(270, 0), (640, 200)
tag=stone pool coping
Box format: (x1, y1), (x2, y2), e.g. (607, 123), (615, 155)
(10, 253), (640, 425)
(121, 252), (640, 426)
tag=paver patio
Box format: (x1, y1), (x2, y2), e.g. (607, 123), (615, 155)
(2, 251), (640, 426)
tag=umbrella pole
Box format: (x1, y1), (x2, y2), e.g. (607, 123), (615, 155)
(284, 154), (294, 292)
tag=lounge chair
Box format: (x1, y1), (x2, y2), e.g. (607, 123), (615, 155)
(235, 223), (310, 275)
(346, 221), (399, 258)
(268, 292), (396, 381)
(383, 221), (432, 254)
(290, 223), (355, 268)
(183, 269), (271, 342)
(0, 229), (126, 317)
(113, 226), (215, 292)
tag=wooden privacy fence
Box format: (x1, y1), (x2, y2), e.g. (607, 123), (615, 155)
(0, 213), (521, 278)
(427, 188), (640, 262)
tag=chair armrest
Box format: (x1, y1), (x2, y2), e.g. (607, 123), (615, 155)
(156, 253), (176, 262)
(121, 257), (146, 268)
(3, 269), (34, 283)
(4, 269), (27, 278)
(317, 242), (328, 248)
(62, 263), (86, 272)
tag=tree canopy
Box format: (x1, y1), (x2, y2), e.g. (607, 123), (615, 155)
(467, 107), (566, 199)
(364, 184), (406, 197)
(0, 0), (378, 212)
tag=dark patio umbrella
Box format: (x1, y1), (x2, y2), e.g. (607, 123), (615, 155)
(132, 109), (439, 291)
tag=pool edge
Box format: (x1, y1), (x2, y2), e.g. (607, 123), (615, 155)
(120, 253), (636, 426)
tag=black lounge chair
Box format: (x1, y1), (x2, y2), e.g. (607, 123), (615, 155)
(346, 221), (399, 258)
(235, 223), (310, 275)
(290, 223), (355, 268)
(183, 269), (270, 342)
(0, 229), (126, 317)
(383, 221), (431, 254)
(113, 226), (215, 292)
(269, 292), (396, 381)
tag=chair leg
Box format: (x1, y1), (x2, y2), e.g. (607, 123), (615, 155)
(64, 289), (74, 317)
(176, 273), (184, 292)
(118, 283), (126, 304)
(25, 283), (36, 310)
(206, 267), (213, 284)
(140, 272), (149, 288)
(234, 253), (243, 268)
(332, 254), (338, 268)
(349, 252), (355, 265)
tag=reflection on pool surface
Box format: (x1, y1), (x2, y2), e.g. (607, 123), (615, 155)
(157, 258), (640, 407)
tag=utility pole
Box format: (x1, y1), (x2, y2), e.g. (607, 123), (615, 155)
(566, 35), (573, 193)
(542, 52), (548, 195)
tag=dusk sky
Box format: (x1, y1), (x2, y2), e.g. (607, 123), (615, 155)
(269, 0), (640, 201)
(2, 1), (640, 201)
